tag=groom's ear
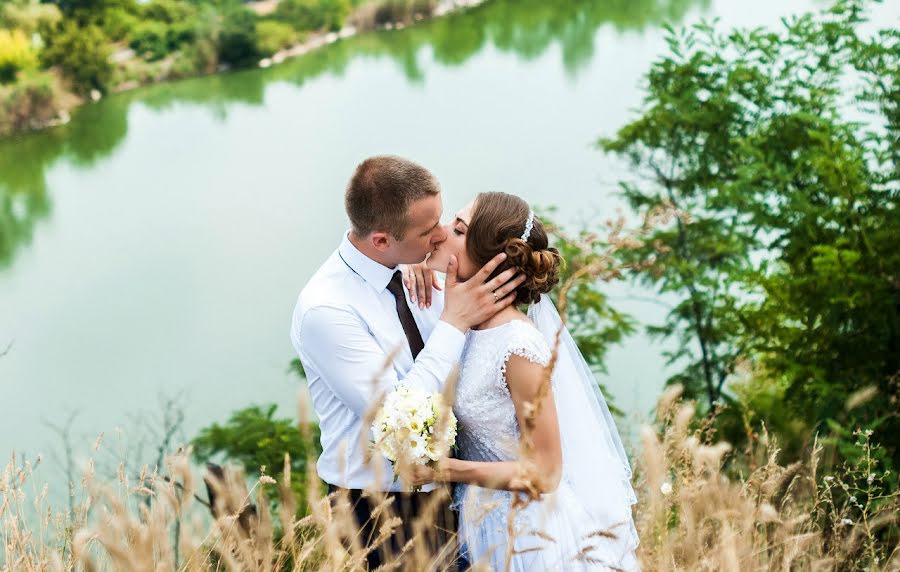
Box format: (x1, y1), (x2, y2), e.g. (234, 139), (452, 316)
(371, 231), (392, 251)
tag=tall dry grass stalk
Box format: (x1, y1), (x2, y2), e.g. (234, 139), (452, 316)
(635, 385), (899, 572)
(4, 207), (897, 570)
(5, 393), (897, 571)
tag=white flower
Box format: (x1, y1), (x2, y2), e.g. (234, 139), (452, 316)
(407, 416), (424, 433)
(372, 385), (457, 472)
(850, 496), (858, 504)
(841, 518), (853, 526)
(408, 435), (427, 463)
(660, 482), (673, 496)
(824, 476), (834, 482)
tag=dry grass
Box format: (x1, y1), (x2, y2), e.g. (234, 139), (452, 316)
(3, 209), (897, 571)
(636, 385), (899, 572)
(3, 386), (899, 571)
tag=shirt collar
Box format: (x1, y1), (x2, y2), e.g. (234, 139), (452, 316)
(339, 231), (397, 293)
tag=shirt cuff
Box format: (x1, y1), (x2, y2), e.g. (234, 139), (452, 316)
(427, 320), (467, 362)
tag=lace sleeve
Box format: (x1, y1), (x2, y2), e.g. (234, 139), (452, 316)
(498, 321), (553, 397)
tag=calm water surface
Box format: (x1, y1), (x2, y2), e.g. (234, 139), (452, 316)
(3, 0), (869, 477)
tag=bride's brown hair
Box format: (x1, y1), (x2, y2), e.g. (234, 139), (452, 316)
(466, 192), (561, 305)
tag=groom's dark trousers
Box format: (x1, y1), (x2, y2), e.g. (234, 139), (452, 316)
(328, 484), (465, 570)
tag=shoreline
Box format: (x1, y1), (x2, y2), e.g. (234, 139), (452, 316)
(3, 0), (486, 141)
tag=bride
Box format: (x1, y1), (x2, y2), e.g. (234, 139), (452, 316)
(408, 192), (639, 571)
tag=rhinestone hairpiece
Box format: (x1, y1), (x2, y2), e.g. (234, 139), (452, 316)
(520, 210), (535, 242)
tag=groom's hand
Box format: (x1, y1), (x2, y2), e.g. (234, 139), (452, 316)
(441, 253), (525, 332)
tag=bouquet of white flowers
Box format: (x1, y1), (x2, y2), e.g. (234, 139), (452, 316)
(371, 384), (458, 489)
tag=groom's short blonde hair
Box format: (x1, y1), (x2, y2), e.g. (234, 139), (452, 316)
(345, 155), (441, 240)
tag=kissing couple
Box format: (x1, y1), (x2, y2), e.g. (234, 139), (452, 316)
(291, 156), (639, 570)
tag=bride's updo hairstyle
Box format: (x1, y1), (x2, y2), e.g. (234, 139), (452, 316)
(466, 192), (561, 305)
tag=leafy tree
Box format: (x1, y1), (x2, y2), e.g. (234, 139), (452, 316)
(600, 0), (900, 463)
(129, 21), (169, 61)
(46, 0), (138, 29)
(274, 0), (349, 33)
(598, 19), (761, 409)
(101, 7), (139, 41)
(41, 21), (112, 95)
(167, 19), (198, 50)
(0, 1), (62, 36)
(140, 0), (195, 24)
(256, 20), (298, 57)
(216, 7), (261, 67)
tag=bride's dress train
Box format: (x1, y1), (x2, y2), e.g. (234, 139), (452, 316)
(452, 305), (639, 571)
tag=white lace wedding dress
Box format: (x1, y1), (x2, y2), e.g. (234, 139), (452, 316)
(453, 319), (639, 571)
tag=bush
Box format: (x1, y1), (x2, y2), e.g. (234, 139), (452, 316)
(191, 404), (322, 506)
(274, 0), (349, 32)
(318, 0), (351, 31)
(140, 0), (195, 23)
(256, 20), (297, 57)
(41, 21), (113, 95)
(0, 70), (64, 136)
(274, 0), (323, 31)
(217, 7), (261, 68)
(129, 21), (169, 61)
(176, 7), (219, 75)
(166, 19), (197, 50)
(372, 0), (435, 27)
(0, 29), (39, 84)
(0, 1), (62, 35)
(102, 6), (139, 41)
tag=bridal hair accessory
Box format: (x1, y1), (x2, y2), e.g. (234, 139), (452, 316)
(520, 210), (535, 242)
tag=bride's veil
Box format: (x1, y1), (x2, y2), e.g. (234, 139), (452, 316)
(528, 293), (639, 543)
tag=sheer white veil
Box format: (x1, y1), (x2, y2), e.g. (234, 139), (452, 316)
(527, 294), (639, 542)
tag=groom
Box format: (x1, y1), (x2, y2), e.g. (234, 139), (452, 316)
(290, 155), (524, 568)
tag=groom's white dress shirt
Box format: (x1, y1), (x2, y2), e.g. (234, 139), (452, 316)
(291, 233), (463, 491)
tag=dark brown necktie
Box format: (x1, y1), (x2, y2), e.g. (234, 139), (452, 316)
(386, 271), (425, 359)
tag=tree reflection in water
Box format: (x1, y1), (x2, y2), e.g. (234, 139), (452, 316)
(0, 0), (706, 267)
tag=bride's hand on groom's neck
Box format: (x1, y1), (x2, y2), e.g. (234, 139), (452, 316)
(440, 253), (525, 333)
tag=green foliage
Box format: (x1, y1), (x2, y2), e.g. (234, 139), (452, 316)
(101, 6), (138, 41)
(371, 0), (435, 27)
(191, 404), (322, 505)
(217, 7), (261, 67)
(0, 29), (39, 84)
(600, 0), (900, 463)
(167, 19), (198, 50)
(0, 1), (62, 35)
(274, 0), (350, 33)
(46, 0), (139, 29)
(192, 404), (320, 476)
(174, 6), (220, 75)
(41, 21), (112, 95)
(129, 21), (169, 61)
(288, 357), (306, 378)
(140, 0), (195, 24)
(256, 20), (298, 57)
(173, 37), (217, 76)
